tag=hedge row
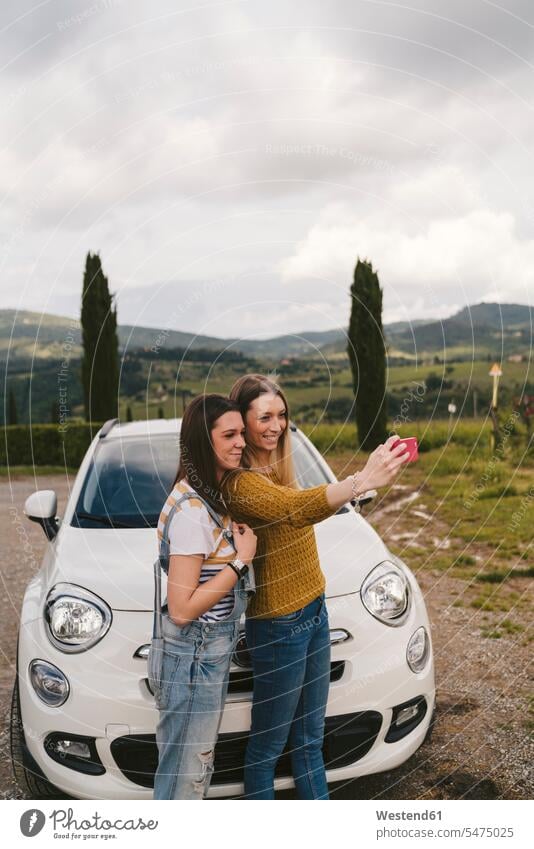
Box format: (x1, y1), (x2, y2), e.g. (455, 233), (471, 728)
(0, 423), (105, 468)
(1, 416), (517, 469)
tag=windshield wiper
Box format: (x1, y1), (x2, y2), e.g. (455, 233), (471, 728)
(73, 512), (138, 529)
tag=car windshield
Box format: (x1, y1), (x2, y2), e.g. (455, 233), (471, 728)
(72, 431), (334, 528)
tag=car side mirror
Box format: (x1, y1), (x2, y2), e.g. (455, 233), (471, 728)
(351, 489), (378, 512)
(24, 490), (60, 540)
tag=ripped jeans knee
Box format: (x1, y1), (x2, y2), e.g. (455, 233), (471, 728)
(193, 749), (215, 797)
(153, 619), (240, 800)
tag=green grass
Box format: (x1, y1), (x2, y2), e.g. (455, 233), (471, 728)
(481, 628), (502, 639)
(500, 618), (525, 634)
(301, 423), (359, 454)
(477, 483), (519, 499)
(325, 422), (532, 632)
(0, 465), (77, 476)
(481, 618), (525, 640)
(409, 435), (533, 558)
(300, 417), (529, 457)
(318, 358), (524, 388)
(470, 594), (518, 613)
(476, 566), (534, 583)
(330, 360), (531, 390)
(455, 554), (476, 566)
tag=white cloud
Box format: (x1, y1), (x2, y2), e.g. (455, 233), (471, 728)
(1, 0), (533, 334)
(280, 165), (534, 315)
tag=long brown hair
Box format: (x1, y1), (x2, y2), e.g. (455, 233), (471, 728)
(229, 374), (297, 487)
(174, 393), (242, 513)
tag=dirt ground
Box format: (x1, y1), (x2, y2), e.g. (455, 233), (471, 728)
(1, 472), (532, 800)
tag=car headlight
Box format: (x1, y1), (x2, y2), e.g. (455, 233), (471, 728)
(45, 584), (112, 653)
(30, 659), (70, 706)
(361, 560), (410, 626)
(406, 626), (430, 672)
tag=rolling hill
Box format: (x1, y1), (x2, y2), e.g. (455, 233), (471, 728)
(0, 301), (531, 363)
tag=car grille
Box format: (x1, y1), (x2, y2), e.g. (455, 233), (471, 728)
(109, 710), (382, 789)
(144, 660), (345, 698)
(227, 659), (345, 694)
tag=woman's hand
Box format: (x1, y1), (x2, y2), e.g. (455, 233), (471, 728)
(232, 522), (257, 563)
(358, 435), (410, 491)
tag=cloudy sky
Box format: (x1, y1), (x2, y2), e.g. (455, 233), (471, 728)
(1, 0), (533, 340)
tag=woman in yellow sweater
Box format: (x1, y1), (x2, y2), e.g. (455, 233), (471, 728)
(222, 373), (410, 799)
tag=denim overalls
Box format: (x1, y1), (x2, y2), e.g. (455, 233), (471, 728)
(148, 492), (254, 800)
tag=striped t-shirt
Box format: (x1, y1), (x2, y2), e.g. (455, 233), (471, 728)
(157, 480), (235, 622)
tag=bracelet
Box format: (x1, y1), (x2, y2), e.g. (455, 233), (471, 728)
(226, 561), (241, 579)
(351, 472), (366, 500)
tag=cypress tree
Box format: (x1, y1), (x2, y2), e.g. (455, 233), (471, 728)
(347, 258), (388, 450)
(8, 387), (18, 425)
(80, 252), (119, 422)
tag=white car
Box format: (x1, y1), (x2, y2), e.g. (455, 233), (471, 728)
(11, 417), (435, 799)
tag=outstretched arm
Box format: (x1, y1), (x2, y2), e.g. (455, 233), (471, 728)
(324, 435), (410, 509)
(225, 435), (410, 527)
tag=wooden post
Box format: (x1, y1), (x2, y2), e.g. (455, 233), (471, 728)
(488, 364), (503, 452)
(489, 363), (502, 410)
(447, 401), (456, 438)
(520, 395), (532, 448)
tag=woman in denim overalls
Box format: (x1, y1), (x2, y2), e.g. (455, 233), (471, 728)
(149, 394), (256, 800)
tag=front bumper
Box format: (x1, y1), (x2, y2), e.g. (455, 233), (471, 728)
(108, 694), (431, 794)
(17, 594), (435, 799)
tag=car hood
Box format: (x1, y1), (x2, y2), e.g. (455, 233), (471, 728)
(50, 526), (161, 611)
(316, 509), (392, 598)
(50, 510), (392, 611)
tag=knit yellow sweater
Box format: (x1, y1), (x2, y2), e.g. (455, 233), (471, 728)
(222, 470), (337, 618)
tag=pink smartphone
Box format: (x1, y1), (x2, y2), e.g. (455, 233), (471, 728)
(391, 436), (419, 462)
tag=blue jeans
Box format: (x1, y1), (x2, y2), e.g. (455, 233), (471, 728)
(244, 594), (331, 799)
(153, 615), (240, 799)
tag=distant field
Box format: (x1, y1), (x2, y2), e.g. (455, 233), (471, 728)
(119, 355), (532, 423)
(7, 345), (531, 425)
(385, 359), (531, 389)
(330, 360), (531, 390)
